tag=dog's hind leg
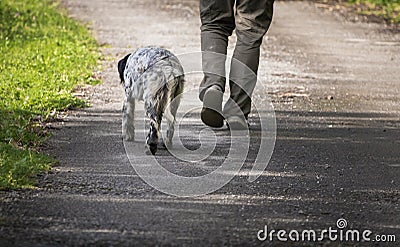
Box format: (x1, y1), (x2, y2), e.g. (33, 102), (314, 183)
(145, 84), (170, 154)
(122, 98), (135, 141)
(145, 101), (160, 155)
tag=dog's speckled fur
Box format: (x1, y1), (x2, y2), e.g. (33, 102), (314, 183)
(118, 47), (184, 154)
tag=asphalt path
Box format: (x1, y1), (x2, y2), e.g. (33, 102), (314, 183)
(1, 0), (399, 246)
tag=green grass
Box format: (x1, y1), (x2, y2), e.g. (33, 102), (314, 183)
(346, 0), (400, 23)
(0, 0), (100, 189)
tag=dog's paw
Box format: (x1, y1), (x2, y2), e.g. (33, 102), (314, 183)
(146, 143), (157, 155)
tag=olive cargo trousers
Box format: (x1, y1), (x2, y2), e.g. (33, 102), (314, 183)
(199, 0), (274, 118)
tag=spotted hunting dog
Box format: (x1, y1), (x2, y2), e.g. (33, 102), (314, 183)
(118, 47), (184, 155)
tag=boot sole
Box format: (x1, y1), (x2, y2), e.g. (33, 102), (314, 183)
(201, 88), (224, 128)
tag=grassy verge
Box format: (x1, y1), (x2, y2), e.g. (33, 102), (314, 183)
(316, 0), (400, 24)
(345, 0), (400, 24)
(0, 0), (100, 189)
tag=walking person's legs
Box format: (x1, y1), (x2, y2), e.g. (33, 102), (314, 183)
(224, 0), (274, 128)
(199, 0), (235, 98)
(199, 0), (274, 128)
(199, 0), (235, 127)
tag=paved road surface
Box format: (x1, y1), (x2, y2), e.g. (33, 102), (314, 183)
(1, 0), (399, 246)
